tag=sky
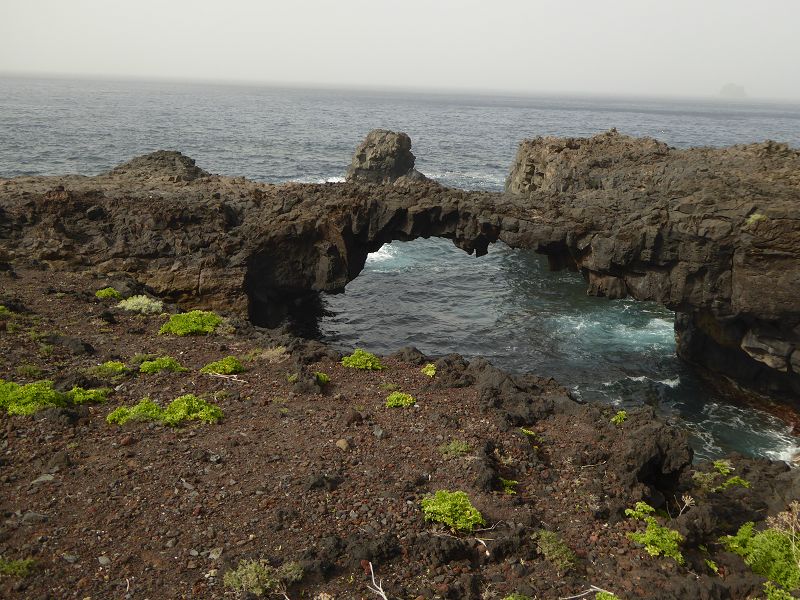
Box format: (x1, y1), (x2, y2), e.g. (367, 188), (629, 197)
(1, 0), (798, 100)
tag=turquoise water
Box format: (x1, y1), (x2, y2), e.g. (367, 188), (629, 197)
(2, 76), (799, 460)
(323, 239), (800, 461)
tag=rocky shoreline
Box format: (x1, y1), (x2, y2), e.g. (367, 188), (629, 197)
(1, 130), (798, 404)
(1, 132), (799, 598)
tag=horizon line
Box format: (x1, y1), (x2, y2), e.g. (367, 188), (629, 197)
(2, 69), (800, 106)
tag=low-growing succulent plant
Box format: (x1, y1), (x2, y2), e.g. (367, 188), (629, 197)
(341, 348), (384, 370)
(385, 391), (415, 408)
(95, 287), (122, 300)
(139, 356), (188, 374)
(200, 356), (244, 375)
(421, 490), (485, 533)
(117, 295), (164, 314)
(107, 394), (222, 427)
(159, 310), (222, 336)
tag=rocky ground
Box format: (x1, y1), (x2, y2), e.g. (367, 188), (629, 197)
(1, 266), (799, 599)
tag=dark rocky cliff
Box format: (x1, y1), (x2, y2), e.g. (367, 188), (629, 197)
(1, 130), (798, 403)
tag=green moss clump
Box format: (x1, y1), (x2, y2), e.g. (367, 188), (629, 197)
(95, 287), (123, 300)
(625, 502), (685, 565)
(534, 529), (577, 573)
(139, 356), (188, 374)
(0, 379), (110, 415)
(385, 391), (415, 408)
(159, 310), (222, 336)
(107, 395), (223, 427)
(90, 360), (129, 379)
(117, 295), (164, 314)
(200, 356), (244, 375)
(314, 371), (330, 386)
(421, 490), (485, 533)
(162, 394), (223, 426)
(65, 386), (111, 405)
(502, 595), (532, 600)
(720, 522), (800, 591)
(421, 363), (436, 377)
(106, 398), (164, 425)
(595, 593), (621, 600)
(610, 410), (627, 425)
(0, 557), (34, 578)
(341, 348), (384, 370)
(223, 559), (303, 597)
(439, 440), (472, 458)
(0, 380), (66, 415)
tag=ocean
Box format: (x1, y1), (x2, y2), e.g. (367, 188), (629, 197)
(2, 76), (800, 460)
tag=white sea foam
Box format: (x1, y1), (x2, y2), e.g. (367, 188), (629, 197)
(290, 175), (346, 184)
(366, 244), (398, 264)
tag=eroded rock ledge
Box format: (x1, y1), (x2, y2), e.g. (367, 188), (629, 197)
(1, 131), (798, 402)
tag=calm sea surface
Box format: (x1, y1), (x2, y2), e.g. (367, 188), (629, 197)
(3, 76), (800, 460)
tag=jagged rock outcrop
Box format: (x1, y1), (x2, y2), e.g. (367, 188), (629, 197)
(346, 129), (425, 183)
(1, 130), (798, 404)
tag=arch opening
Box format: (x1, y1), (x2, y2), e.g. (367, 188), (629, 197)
(318, 238), (799, 461)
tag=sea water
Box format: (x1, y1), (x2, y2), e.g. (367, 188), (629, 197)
(2, 76), (800, 459)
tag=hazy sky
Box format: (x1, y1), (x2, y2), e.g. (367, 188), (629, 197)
(1, 0), (798, 100)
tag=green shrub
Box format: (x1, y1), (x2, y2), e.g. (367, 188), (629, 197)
(107, 395), (223, 427)
(286, 373), (299, 384)
(159, 310), (222, 336)
(314, 371), (330, 386)
(117, 295), (164, 314)
(0, 379), (109, 415)
(200, 356), (244, 375)
(720, 522), (800, 591)
(764, 582), (795, 600)
(439, 440), (472, 458)
(502, 595), (532, 600)
(162, 394), (223, 426)
(0, 557), (34, 578)
(139, 356), (187, 374)
(693, 460), (750, 493)
(717, 475), (751, 491)
(421, 363), (436, 377)
(625, 502), (684, 564)
(611, 410), (627, 425)
(421, 490), (485, 533)
(106, 398), (163, 425)
(95, 287), (122, 300)
(385, 391), (415, 408)
(713, 459), (733, 475)
(0, 305), (11, 318)
(223, 559), (303, 597)
(65, 386), (111, 405)
(90, 360), (129, 379)
(0, 380), (65, 415)
(341, 348), (384, 370)
(533, 530), (576, 573)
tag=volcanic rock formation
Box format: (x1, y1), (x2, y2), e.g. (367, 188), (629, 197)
(0, 130), (798, 403)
